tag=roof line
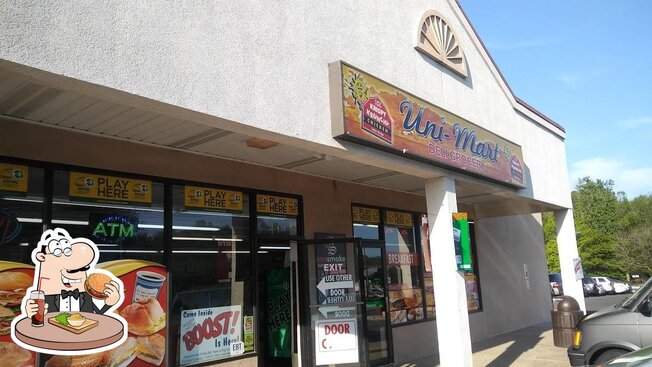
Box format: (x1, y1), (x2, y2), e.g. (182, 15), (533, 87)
(453, 0), (566, 133)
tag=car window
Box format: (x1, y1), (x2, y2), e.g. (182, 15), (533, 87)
(620, 278), (652, 309)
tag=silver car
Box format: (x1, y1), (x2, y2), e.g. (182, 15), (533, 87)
(568, 278), (652, 365)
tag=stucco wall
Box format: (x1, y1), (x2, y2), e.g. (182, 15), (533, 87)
(0, 0), (571, 208)
(470, 214), (552, 340)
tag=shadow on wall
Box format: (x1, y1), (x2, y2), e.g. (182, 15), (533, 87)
(417, 52), (474, 90)
(474, 213), (551, 336)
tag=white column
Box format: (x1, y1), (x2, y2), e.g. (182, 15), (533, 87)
(554, 209), (586, 312)
(426, 176), (473, 367)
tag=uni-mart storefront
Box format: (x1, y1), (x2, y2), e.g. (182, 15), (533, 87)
(0, 155), (484, 367)
(0, 2), (583, 367)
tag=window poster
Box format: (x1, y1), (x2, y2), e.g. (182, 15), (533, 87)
(69, 172), (152, 206)
(266, 268), (291, 358)
(0, 163), (29, 196)
(184, 186), (243, 213)
(0, 261), (36, 366)
(39, 259), (168, 367)
(256, 195), (298, 217)
(179, 305), (242, 366)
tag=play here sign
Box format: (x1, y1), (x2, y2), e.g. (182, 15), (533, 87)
(315, 319), (358, 365)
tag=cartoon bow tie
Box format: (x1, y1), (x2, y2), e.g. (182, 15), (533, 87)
(61, 289), (80, 300)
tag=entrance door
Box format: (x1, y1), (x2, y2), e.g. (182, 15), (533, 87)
(360, 241), (393, 366)
(257, 240), (298, 367)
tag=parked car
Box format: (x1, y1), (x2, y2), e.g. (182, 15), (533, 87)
(550, 273), (563, 296)
(583, 277), (605, 297)
(595, 343), (652, 366)
(593, 276), (616, 294)
(608, 278), (631, 294)
(568, 277), (652, 366)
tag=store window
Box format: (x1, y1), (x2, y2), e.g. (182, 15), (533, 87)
(352, 206), (380, 240)
(256, 194), (298, 236)
(170, 185), (253, 366)
(385, 210), (423, 325)
(420, 214), (482, 318)
(52, 170), (164, 263)
(41, 170), (167, 367)
(419, 214), (436, 318)
(0, 162), (43, 263)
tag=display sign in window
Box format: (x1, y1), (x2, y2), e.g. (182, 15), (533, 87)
(179, 305), (243, 366)
(184, 186), (243, 213)
(69, 172), (152, 206)
(352, 206), (380, 224)
(256, 194), (298, 216)
(0, 163), (29, 196)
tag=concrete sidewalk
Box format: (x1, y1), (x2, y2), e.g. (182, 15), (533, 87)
(401, 321), (570, 367)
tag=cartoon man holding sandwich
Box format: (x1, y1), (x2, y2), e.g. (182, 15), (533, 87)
(24, 228), (122, 317)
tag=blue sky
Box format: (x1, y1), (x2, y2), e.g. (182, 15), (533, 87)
(459, 1), (652, 198)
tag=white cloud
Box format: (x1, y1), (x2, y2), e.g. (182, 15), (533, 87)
(556, 69), (607, 88)
(569, 157), (652, 198)
(620, 116), (652, 129)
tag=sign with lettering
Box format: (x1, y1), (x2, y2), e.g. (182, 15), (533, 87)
(351, 206), (380, 224)
(184, 186), (243, 212)
(315, 319), (359, 365)
(89, 214), (137, 244)
(387, 252), (418, 266)
(180, 305), (242, 366)
(315, 243), (354, 305)
(256, 195), (298, 216)
(331, 62), (527, 188)
(385, 211), (413, 227)
(453, 213), (472, 271)
(69, 172), (152, 205)
(0, 163), (28, 195)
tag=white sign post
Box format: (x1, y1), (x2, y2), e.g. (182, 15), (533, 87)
(573, 258), (584, 280)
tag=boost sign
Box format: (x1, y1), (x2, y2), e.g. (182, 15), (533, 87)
(315, 319), (358, 365)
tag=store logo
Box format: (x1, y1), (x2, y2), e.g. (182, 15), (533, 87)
(0, 209), (21, 245)
(73, 176), (95, 193)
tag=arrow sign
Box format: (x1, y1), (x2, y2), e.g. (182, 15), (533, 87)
(317, 277), (353, 296)
(318, 305), (356, 317)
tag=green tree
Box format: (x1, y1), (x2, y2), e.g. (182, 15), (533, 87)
(542, 212), (559, 272)
(575, 219), (623, 278)
(615, 194), (652, 276)
(543, 177), (624, 278)
(572, 177), (618, 235)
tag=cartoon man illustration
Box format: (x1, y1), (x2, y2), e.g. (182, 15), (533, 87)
(23, 228), (121, 317)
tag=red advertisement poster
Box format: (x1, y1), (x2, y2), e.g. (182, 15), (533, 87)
(39, 260), (167, 367)
(100, 260), (167, 367)
(0, 261), (36, 366)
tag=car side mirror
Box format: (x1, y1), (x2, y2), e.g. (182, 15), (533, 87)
(639, 297), (652, 316)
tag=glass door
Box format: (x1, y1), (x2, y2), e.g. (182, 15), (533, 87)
(256, 240), (296, 367)
(360, 242), (393, 366)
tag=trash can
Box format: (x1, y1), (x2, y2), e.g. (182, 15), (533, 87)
(551, 295), (583, 347)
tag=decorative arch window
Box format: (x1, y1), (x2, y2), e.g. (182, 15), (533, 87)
(415, 11), (468, 78)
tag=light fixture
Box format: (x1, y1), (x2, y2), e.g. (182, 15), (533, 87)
(244, 137), (279, 149)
